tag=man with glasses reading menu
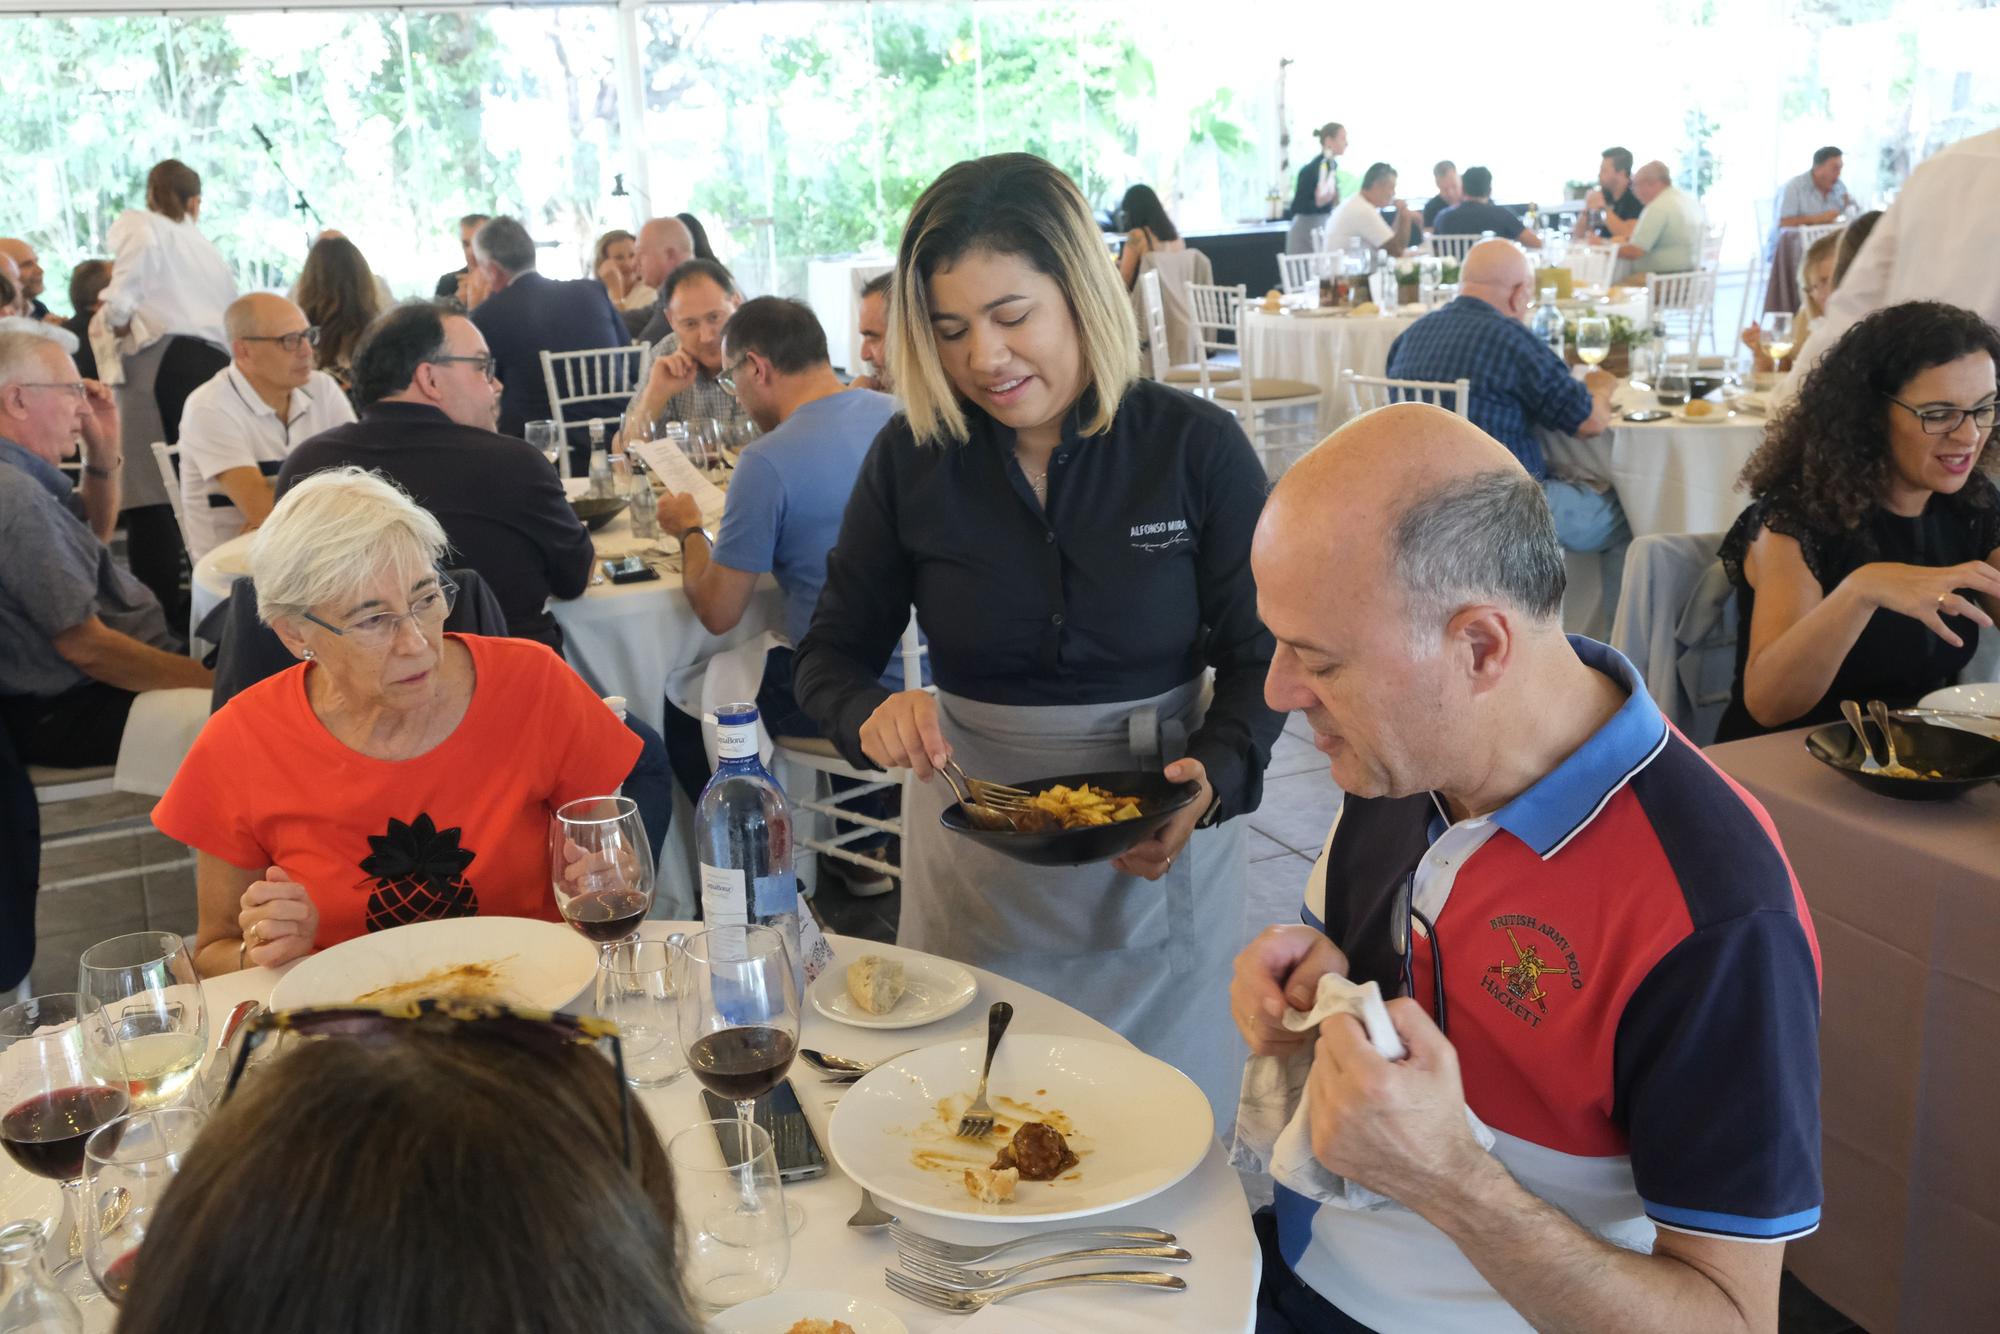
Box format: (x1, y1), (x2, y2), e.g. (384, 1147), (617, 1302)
(1235, 404), (1821, 1334)
(176, 293), (354, 560)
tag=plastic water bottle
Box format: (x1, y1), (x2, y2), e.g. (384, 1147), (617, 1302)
(625, 458), (659, 539)
(587, 421), (612, 499)
(1530, 283), (1567, 362)
(696, 704), (802, 982)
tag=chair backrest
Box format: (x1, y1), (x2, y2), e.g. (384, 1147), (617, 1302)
(1277, 252), (1329, 296)
(1645, 269), (1719, 352)
(150, 442), (188, 546)
(1341, 369), (1471, 420)
(1700, 221), (1728, 270)
(1568, 245), (1619, 290)
(1425, 233), (1482, 261)
(540, 345), (646, 439)
(1607, 532), (1735, 743)
(1185, 282), (1248, 383)
(1309, 224), (1327, 255)
(1790, 221), (1846, 252)
(1138, 270), (1171, 380)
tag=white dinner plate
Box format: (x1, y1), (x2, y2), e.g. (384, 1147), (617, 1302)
(1918, 683), (2000, 739)
(1673, 403), (1736, 424)
(828, 1035), (1213, 1223)
(707, 1288), (908, 1334)
(810, 940), (977, 1030)
(269, 916), (598, 1011)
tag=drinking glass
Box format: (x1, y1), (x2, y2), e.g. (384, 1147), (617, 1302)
(83, 1107), (201, 1307)
(596, 938), (685, 1088)
(1573, 317), (1612, 368)
(667, 1118), (789, 1310)
(676, 924), (803, 1231)
(690, 418), (724, 472)
(1655, 365), (1691, 408)
(550, 796), (655, 961)
(1760, 311), (1796, 365)
(525, 420), (562, 474)
(78, 932), (207, 1113)
(0, 995), (129, 1300)
(0, 1220), (81, 1332)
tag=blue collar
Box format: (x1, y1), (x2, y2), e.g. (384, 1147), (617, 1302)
(1486, 636), (1669, 859)
(0, 435), (75, 505)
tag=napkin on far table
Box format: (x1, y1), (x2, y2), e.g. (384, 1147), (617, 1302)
(1228, 974), (1494, 1212)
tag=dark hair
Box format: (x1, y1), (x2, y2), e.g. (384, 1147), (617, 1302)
(1461, 166), (1493, 198)
(661, 257), (738, 310)
(350, 301), (450, 407)
(1831, 209), (1883, 289)
(67, 259), (112, 316)
(1117, 184), (1179, 242)
(1812, 145), (1843, 168)
(1432, 160), (1455, 181)
(472, 216), (536, 275)
(296, 236), (383, 373)
(1393, 467), (1566, 629)
(723, 296), (830, 375)
(1742, 301), (2000, 533)
(1600, 146), (1633, 177)
(1316, 121), (1344, 143)
(677, 213), (716, 261)
(1361, 162), (1397, 192)
(860, 271), (893, 301)
(457, 212), (490, 231)
(113, 1025), (696, 1334)
(0, 269), (15, 315)
(146, 159), (202, 222)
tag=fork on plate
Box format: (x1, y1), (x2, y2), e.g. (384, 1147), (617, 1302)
(944, 758), (1035, 814)
(889, 1221), (1176, 1265)
(899, 1242), (1192, 1289)
(957, 1001), (1013, 1138)
(884, 1268), (1186, 1313)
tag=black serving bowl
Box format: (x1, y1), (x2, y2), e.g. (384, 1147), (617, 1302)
(1687, 374), (1728, 400)
(570, 496), (627, 531)
(1804, 719), (2000, 801)
(939, 768), (1203, 866)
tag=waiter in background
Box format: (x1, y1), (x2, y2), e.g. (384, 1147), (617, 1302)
(1286, 122), (1347, 254)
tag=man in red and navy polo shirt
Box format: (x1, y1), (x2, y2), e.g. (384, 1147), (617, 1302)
(1236, 404), (1820, 1334)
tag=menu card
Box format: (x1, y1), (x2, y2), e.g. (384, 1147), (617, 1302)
(631, 440), (727, 529)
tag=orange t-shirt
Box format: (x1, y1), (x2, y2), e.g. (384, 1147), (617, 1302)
(153, 634), (643, 949)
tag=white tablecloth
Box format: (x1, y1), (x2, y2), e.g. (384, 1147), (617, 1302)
(1541, 386), (1765, 539)
(0, 924), (1261, 1333)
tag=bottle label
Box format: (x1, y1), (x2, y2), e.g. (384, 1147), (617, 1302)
(715, 720), (759, 761)
(797, 905), (834, 984)
(699, 863), (747, 926)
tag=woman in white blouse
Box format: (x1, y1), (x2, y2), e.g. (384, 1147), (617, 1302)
(101, 158), (239, 614)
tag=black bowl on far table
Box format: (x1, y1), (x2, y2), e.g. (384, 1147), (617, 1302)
(940, 768), (1203, 866)
(1804, 718), (2000, 801)
(570, 497), (627, 532)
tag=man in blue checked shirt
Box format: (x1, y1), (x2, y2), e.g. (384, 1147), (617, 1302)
(1386, 239), (1629, 618)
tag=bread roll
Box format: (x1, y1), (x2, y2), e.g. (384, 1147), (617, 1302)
(846, 956), (906, 1015)
(1683, 399), (1715, 418)
(964, 1165), (1020, 1203)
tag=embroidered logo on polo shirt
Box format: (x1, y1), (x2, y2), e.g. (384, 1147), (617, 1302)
(1128, 518), (1190, 552)
(1480, 915), (1585, 1028)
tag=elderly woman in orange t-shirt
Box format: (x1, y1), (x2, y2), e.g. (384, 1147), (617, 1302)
(154, 468), (646, 977)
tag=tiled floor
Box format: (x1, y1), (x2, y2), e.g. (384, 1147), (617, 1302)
(27, 790), (199, 996)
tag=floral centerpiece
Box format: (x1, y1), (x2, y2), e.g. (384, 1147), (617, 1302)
(1394, 256), (1460, 304)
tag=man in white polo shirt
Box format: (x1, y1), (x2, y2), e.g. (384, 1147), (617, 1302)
(176, 293), (354, 560)
(1324, 163), (1416, 258)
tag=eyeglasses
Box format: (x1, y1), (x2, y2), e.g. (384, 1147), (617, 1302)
(243, 327), (321, 353)
(302, 576), (457, 651)
(1388, 873), (1448, 1037)
(221, 1000), (634, 1167)
(717, 352), (750, 398)
(16, 382), (88, 400)
(1884, 394), (1998, 436)
(428, 353), (498, 381)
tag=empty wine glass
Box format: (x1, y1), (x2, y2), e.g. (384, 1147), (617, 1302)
(83, 1107), (202, 1307)
(78, 932), (208, 1113)
(525, 420), (562, 474)
(597, 938), (685, 1088)
(689, 418), (724, 472)
(1573, 317), (1612, 369)
(550, 797), (655, 961)
(0, 995), (129, 1302)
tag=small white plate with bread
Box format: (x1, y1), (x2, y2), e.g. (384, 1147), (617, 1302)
(810, 941), (978, 1030)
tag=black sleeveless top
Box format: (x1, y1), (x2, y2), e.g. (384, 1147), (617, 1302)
(1714, 477), (2000, 741)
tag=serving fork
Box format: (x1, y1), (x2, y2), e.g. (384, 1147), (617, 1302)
(899, 1242), (1192, 1289)
(957, 1001), (1013, 1138)
(890, 1221), (1176, 1265)
(884, 1268), (1186, 1313)
(944, 758), (1035, 814)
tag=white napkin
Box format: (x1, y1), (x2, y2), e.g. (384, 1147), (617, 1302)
(1229, 974), (1494, 1212)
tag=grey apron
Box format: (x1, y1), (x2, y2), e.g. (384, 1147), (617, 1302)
(1286, 212), (1328, 257)
(116, 337), (170, 509)
(904, 678), (1248, 1124)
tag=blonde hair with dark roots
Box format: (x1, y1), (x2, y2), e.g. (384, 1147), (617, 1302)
(888, 153), (1138, 446)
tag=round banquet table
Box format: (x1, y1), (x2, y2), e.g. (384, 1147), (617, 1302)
(0, 924), (1261, 1334)
(1538, 381), (1766, 540)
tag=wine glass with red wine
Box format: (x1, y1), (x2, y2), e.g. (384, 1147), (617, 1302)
(677, 924), (803, 1231)
(550, 796), (655, 961)
(83, 1106), (201, 1306)
(0, 993), (130, 1301)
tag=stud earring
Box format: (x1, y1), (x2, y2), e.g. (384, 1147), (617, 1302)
(302, 648), (316, 660)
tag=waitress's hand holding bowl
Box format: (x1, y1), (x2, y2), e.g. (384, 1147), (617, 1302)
(238, 867), (319, 968)
(1111, 757), (1211, 882)
(860, 689), (950, 780)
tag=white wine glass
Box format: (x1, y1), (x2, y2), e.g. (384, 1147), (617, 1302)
(1760, 311), (1796, 365)
(525, 419), (562, 474)
(77, 932), (207, 1113)
(1574, 316), (1612, 368)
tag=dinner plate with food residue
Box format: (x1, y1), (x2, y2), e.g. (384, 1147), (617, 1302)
(827, 1035), (1213, 1223)
(268, 916), (598, 1011)
(809, 940), (978, 1031)
(705, 1288), (907, 1334)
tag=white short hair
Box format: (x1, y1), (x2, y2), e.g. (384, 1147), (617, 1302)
(0, 328), (68, 388)
(251, 467), (449, 624)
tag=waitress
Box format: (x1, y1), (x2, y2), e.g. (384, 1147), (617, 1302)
(794, 153), (1283, 1118)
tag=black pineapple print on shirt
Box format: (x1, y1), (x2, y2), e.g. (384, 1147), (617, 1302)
(359, 814), (480, 932)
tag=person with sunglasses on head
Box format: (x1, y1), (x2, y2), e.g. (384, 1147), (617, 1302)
(278, 302), (593, 654)
(115, 1004), (699, 1333)
(1716, 301), (2000, 740)
(153, 467), (648, 978)
(175, 293), (356, 562)
(1236, 404), (1821, 1334)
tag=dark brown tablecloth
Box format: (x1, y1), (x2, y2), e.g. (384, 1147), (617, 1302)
(1762, 228), (1808, 315)
(1706, 728), (2000, 1334)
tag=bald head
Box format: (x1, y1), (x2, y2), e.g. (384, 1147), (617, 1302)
(636, 217), (694, 288)
(1631, 160), (1672, 204)
(226, 293), (316, 397)
(0, 239), (40, 303)
(1458, 238), (1535, 319)
(225, 292), (307, 344)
